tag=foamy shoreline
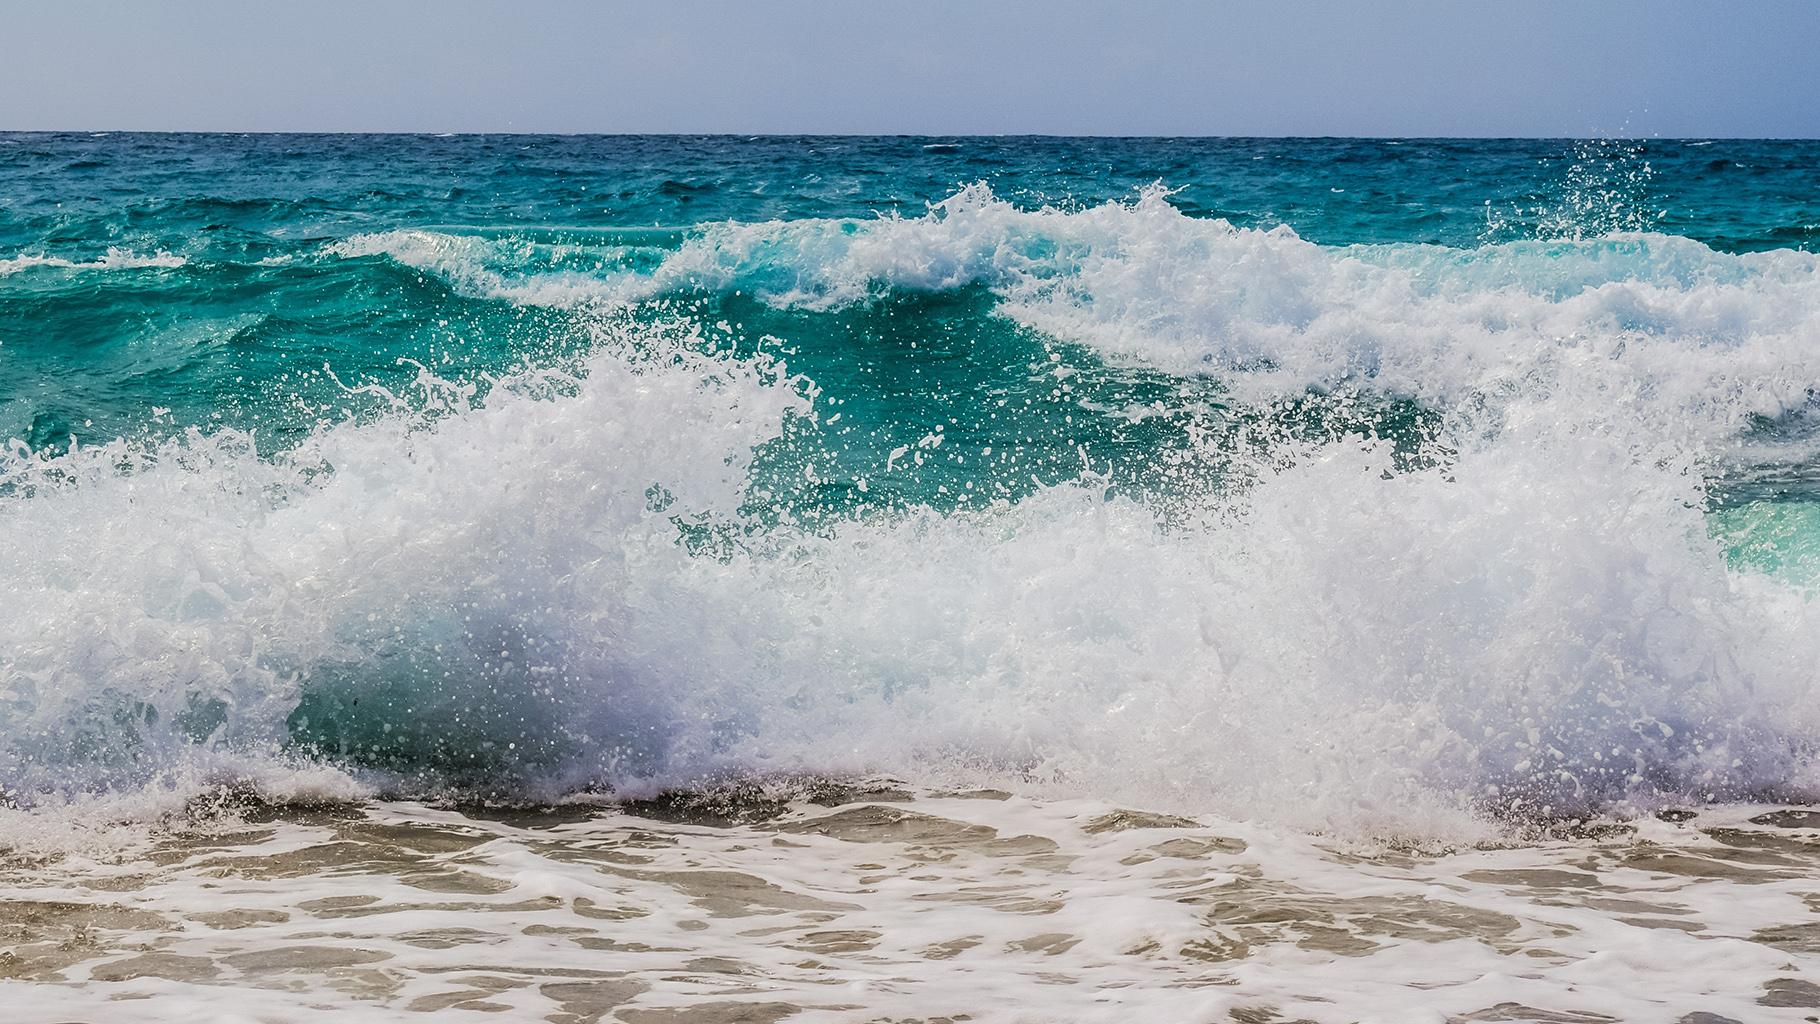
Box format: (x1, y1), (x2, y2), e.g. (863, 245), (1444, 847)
(2, 788), (1816, 1022)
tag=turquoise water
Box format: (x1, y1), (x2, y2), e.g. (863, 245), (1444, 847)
(4, 134), (1820, 827)
(5, 135), (1816, 460)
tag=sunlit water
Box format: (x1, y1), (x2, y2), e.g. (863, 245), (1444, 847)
(3, 134), (1820, 1020)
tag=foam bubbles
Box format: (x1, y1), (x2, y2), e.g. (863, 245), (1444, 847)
(9, 190), (1820, 838)
(0, 324), (808, 803)
(0, 247), (188, 276)
(337, 186), (1820, 431)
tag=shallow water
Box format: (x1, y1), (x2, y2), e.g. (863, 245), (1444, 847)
(3, 790), (1819, 1023)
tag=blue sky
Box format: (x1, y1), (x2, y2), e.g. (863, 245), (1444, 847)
(5, 1), (1817, 136)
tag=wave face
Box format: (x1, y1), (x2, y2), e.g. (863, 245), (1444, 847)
(4, 134), (1820, 836)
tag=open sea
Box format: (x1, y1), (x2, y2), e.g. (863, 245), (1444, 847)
(2, 133), (1820, 1022)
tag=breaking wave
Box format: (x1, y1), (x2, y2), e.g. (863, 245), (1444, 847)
(7, 186), (1820, 838)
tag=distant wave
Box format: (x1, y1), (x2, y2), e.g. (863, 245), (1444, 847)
(0, 247), (188, 276)
(334, 184), (1820, 424)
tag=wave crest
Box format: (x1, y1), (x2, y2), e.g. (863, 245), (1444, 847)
(1, 309), (1816, 837)
(0, 247), (188, 276)
(335, 185), (1820, 429)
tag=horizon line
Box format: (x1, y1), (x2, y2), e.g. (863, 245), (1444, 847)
(5, 130), (1818, 142)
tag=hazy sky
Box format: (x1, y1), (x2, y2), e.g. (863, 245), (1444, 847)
(5, 1), (1817, 136)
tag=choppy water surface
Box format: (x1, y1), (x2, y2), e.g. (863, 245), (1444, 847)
(3, 134), (1820, 1019)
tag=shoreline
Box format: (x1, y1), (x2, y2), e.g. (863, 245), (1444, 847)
(2, 788), (1816, 1022)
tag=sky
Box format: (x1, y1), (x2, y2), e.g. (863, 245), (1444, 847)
(4, 0), (1817, 137)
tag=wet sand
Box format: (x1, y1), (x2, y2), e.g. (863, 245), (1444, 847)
(1, 789), (1817, 1022)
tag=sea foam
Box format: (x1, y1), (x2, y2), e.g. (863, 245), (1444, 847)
(2, 331), (1817, 837)
(0, 247), (188, 276)
(338, 185), (1820, 427)
(7, 187), (1820, 837)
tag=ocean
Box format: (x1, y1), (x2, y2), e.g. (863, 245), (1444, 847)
(1, 133), (1818, 1021)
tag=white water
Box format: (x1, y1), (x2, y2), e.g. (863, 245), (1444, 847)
(7, 796), (1820, 1024)
(339, 185), (1820, 421)
(0, 247), (188, 276)
(4, 190), (1820, 842)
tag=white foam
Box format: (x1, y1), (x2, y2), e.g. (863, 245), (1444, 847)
(0, 300), (1814, 838)
(339, 186), (1820, 436)
(9, 191), (1820, 838)
(652, 187), (1820, 438)
(0, 247), (188, 276)
(6, 796), (1819, 1022)
(328, 230), (654, 306)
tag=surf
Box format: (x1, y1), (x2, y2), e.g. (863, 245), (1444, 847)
(3, 140), (1820, 843)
